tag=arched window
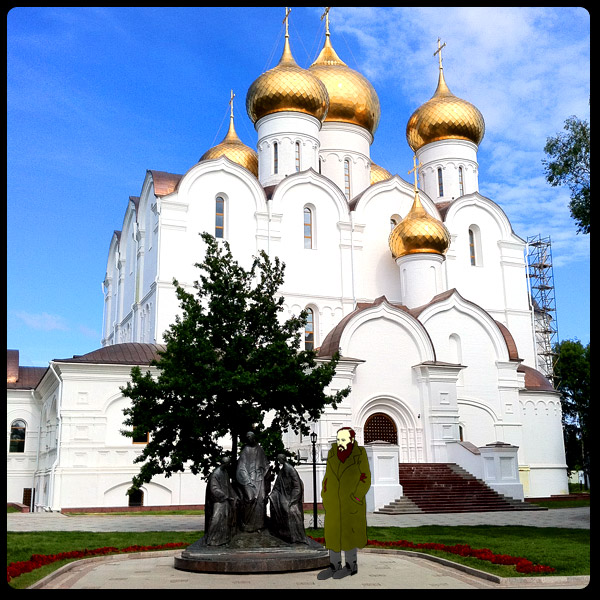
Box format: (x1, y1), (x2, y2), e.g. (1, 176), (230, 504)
(295, 141), (301, 172)
(318, 157), (322, 174)
(364, 413), (398, 444)
(128, 489), (144, 507)
(437, 167), (444, 197)
(458, 166), (464, 196)
(304, 206), (313, 249)
(304, 307), (315, 351)
(273, 142), (279, 174)
(10, 420), (26, 453)
(468, 225), (482, 266)
(215, 196), (225, 239)
(344, 159), (351, 200)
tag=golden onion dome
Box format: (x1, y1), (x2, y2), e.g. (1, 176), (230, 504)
(246, 33), (329, 125)
(199, 104), (258, 177)
(370, 162), (392, 185)
(406, 66), (485, 152)
(388, 192), (451, 259)
(309, 31), (380, 136)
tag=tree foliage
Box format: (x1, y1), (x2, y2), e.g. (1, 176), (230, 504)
(553, 339), (590, 483)
(121, 233), (349, 492)
(542, 115), (590, 234)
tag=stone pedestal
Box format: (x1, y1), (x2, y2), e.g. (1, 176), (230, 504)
(479, 441), (524, 501)
(174, 530), (329, 574)
(365, 442), (403, 512)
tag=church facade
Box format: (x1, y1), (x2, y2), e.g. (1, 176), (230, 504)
(8, 14), (568, 511)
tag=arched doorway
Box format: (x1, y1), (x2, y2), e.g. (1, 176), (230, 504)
(364, 412), (398, 444)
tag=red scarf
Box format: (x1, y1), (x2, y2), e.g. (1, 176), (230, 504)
(337, 441), (354, 463)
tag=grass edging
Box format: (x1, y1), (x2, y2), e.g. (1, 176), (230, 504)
(361, 548), (590, 587)
(27, 549), (182, 589)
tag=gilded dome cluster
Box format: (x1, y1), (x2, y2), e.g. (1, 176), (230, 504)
(199, 105), (258, 176)
(246, 35), (329, 125)
(309, 33), (381, 136)
(388, 193), (451, 259)
(406, 68), (485, 152)
(246, 21), (380, 137)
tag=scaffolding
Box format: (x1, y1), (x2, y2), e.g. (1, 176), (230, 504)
(526, 235), (559, 383)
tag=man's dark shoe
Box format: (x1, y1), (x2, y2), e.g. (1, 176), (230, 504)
(332, 561), (358, 579)
(317, 562), (342, 580)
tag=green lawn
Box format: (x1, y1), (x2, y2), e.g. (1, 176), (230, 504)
(7, 525), (589, 589)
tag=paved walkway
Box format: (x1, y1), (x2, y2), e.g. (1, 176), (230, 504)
(7, 507), (590, 532)
(8, 509), (590, 589)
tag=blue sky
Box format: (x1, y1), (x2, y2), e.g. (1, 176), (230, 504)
(7, 7), (590, 367)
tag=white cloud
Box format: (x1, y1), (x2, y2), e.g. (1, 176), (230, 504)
(14, 311), (69, 331)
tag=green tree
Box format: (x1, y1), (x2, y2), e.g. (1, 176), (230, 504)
(121, 233), (349, 493)
(542, 115), (590, 234)
(553, 339), (590, 487)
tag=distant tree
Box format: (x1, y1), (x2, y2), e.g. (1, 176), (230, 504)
(542, 115), (590, 234)
(553, 339), (590, 487)
(121, 233), (349, 493)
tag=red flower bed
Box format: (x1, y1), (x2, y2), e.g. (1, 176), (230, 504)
(308, 536), (555, 575)
(7, 542), (187, 584)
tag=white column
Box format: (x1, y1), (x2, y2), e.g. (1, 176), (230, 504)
(417, 139), (479, 202)
(255, 112), (321, 187)
(396, 253), (445, 309)
(319, 122), (372, 200)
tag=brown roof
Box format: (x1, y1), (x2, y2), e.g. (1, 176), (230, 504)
(318, 296), (433, 359)
(55, 343), (166, 366)
(318, 289), (522, 363)
(148, 170), (183, 197)
(517, 364), (555, 391)
(7, 349), (19, 383)
(7, 350), (47, 389)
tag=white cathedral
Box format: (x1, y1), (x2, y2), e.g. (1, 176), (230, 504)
(8, 14), (569, 512)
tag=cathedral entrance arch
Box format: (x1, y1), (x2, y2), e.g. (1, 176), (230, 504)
(364, 412), (397, 444)
(358, 397), (423, 463)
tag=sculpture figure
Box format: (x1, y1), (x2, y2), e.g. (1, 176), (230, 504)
(269, 453), (307, 543)
(235, 431), (271, 532)
(317, 427), (371, 580)
(203, 455), (237, 545)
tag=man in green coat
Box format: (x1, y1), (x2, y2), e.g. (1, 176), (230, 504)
(317, 427), (371, 580)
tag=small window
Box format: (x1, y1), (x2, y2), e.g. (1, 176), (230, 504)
(468, 225), (482, 266)
(437, 168), (444, 197)
(10, 420), (26, 453)
(132, 426), (149, 444)
(318, 157), (322, 174)
(128, 489), (144, 507)
(344, 159), (351, 200)
(215, 196), (225, 239)
(304, 207), (313, 249)
(304, 308), (315, 351)
(458, 166), (464, 196)
(295, 142), (301, 172)
(273, 142), (279, 174)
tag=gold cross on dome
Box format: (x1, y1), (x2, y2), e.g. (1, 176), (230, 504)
(321, 7), (331, 35)
(433, 37), (446, 70)
(229, 89), (235, 118)
(283, 7), (291, 36)
(408, 155), (421, 191)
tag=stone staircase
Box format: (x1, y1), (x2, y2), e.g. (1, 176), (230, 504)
(375, 463), (545, 514)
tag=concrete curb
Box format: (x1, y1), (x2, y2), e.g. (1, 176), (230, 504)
(26, 547), (590, 589)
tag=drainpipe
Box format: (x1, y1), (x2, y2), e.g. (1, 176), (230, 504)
(267, 199), (272, 257)
(349, 211), (357, 310)
(47, 363), (63, 512)
(32, 385), (42, 512)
